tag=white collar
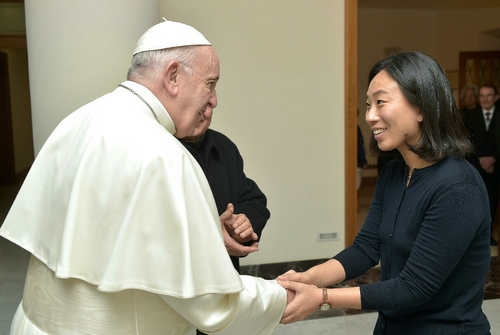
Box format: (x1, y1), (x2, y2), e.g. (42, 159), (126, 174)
(119, 81), (176, 135)
(483, 107), (495, 115)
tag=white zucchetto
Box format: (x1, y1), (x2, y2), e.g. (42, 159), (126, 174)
(133, 18), (211, 55)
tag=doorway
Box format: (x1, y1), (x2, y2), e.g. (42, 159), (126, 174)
(459, 50), (500, 108)
(0, 51), (16, 186)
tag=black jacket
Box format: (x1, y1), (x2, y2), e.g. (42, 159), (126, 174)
(179, 129), (270, 272)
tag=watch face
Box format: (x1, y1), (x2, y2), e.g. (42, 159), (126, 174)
(320, 303), (331, 311)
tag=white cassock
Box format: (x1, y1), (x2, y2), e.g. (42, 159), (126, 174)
(0, 81), (286, 335)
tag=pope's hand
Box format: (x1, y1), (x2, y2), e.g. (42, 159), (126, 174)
(277, 270), (315, 286)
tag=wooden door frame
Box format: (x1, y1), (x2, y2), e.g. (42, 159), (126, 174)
(0, 35), (27, 49)
(345, 0), (358, 246)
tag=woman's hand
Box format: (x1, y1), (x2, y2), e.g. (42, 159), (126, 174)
(278, 279), (323, 324)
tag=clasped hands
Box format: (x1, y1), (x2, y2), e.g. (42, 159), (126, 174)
(219, 203), (259, 257)
(219, 205), (325, 323)
(479, 156), (495, 173)
(277, 270), (324, 324)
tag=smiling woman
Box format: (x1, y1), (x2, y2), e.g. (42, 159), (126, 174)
(277, 52), (492, 335)
(366, 70), (422, 155)
(366, 52), (472, 166)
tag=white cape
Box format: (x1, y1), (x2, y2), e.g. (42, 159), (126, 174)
(0, 81), (243, 297)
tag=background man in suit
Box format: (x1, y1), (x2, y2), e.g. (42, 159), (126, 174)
(464, 84), (499, 246)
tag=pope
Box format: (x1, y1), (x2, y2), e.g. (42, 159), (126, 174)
(0, 20), (287, 335)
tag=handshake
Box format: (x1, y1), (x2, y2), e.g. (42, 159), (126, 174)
(275, 258), (359, 324)
(276, 270), (328, 324)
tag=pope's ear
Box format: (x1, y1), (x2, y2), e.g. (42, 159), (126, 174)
(163, 60), (181, 96)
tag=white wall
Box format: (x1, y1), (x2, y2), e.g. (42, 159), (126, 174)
(358, 7), (500, 171)
(24, 1), (346, 266)
(160, 1), (346, 265)
(25, 0), (160, 154)
(21, 2), (500, 267)
(434, 8), (500, 70)
(358, 9), (437, 170)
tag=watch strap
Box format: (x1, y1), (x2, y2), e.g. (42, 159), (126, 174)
(319, 287), (332, 310)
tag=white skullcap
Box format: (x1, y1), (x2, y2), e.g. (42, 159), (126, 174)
(133, 18), (211, 55)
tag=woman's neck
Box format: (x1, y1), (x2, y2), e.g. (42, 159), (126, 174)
(401, 150), (436, 173)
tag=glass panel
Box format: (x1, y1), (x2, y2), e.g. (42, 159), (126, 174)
(466, 59), (475, 85)
(478, 59), (487, 87)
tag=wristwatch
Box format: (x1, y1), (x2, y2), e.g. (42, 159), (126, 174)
(319, 287), (332, 311)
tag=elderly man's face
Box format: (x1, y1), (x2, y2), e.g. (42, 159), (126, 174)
(173, 46), (219, 138)
(478, 87), (498, 111)
(182, 107), (213, 142)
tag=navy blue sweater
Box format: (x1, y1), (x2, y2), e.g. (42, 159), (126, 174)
(335, 157), (491, 334)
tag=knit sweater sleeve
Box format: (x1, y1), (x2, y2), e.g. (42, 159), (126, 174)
(362, 178), (488, 310)
(333, 160), (391, 279)
(336, 159), (490, 312)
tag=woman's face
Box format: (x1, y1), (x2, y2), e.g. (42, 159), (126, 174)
(463, 88), (477, 109)
(365, 70), (422, 152)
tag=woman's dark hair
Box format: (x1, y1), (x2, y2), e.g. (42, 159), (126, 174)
(367, 51), (472, 160)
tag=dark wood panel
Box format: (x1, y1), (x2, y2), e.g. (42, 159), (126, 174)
(0, 51), (16, 185)
(0, 35), (27, 49)
(459, 51), (500, 109)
